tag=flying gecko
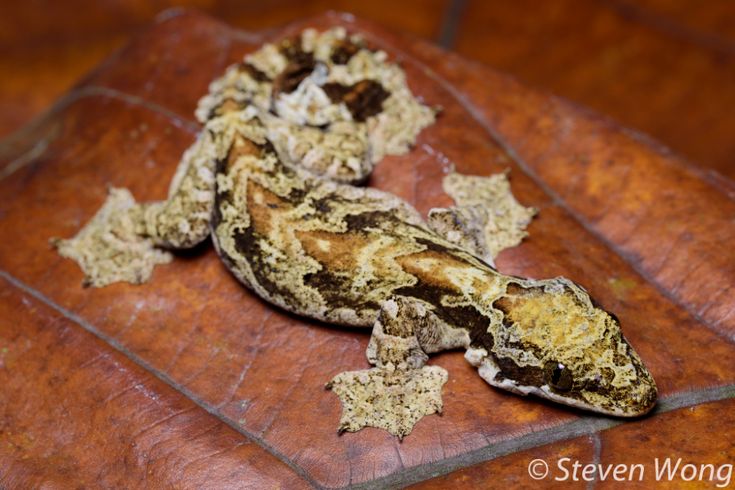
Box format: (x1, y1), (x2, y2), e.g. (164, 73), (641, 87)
(54, 27), (657, 438)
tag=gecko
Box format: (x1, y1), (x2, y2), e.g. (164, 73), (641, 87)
(54, 27), (657, 439)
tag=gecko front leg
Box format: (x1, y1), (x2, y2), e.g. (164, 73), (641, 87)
(427, 170), (538, 267)
(327, 170), (537, 438)
(327, 296), (469, 439)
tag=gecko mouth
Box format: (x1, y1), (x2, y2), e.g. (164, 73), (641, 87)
(530, 380), (658, 418)
(464, 346), (658, 417)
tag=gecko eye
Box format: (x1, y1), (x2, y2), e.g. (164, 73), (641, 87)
(546, 362), (574, 392)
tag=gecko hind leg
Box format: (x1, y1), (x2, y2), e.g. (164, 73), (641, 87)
(327, 296), (469, 439)
(52, 127), (217, 286)
(53, 110), (256, 287)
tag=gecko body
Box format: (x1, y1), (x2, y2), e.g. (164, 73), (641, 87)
(55, 28), (657, 438)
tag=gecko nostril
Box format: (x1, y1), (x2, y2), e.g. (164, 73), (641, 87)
(584, 373), (603, 392)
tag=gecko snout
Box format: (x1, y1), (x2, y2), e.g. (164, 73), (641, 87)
(484, 278), (658, 417)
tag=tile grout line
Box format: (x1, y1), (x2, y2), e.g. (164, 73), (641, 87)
(0, 269), (322, 490)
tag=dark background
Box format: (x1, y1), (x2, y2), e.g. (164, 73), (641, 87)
(2, 0), (734, 178)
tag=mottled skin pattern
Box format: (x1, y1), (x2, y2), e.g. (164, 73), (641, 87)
(210, 115), (657, 428)
(56, 28), (657, 438)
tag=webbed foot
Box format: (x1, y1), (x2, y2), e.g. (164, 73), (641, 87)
(327, 364), (447, 439)
(429, 171), (537, 263)
(327, 296), (464, 438)
(52, 187), (172, 287)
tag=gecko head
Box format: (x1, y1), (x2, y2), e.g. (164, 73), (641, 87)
(475, 279), (657, 417)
